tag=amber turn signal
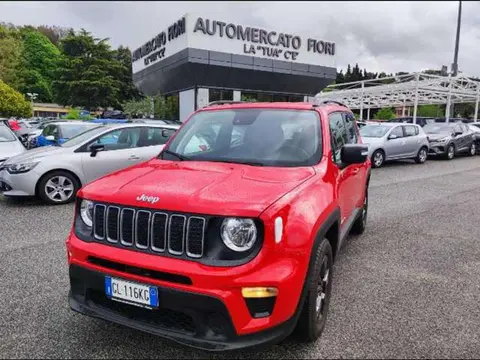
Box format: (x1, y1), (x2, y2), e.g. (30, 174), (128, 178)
(241, 287), (279, 298)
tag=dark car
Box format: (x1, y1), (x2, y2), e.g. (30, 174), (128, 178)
(131, 118), (183, 126)
(466, 123), (480, 154)
(424, 122), (476, 160)
(391, 117), (436, 127)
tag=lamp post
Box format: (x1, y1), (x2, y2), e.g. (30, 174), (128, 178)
(451, 1), (462, 77)
(26, 92), (38, 118)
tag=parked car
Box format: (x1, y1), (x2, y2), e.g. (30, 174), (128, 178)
(465, 123), (480, 154)
(66, 100), (371, 351)
(423, 122), (476, 160)
(0, 120), (26, 168)
(36, 122), (98, 147)
(391, 116), (436, 127)
(0, 123), (179, 204)
(131, 118), (183, 126)
(359, 122), (429, 168)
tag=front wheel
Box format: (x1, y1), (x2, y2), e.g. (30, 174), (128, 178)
(469, 142), (476, 156)
(372, 150), (385, 168)
(37, 170), (80, 205)
(445, 144), (455, 160)
(415, 147), (428, 164)
(294, 238), (333, 342)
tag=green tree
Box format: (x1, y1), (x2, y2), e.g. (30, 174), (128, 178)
(18, 27), (61, 102)
(0, 24), (24, 90)
(113, 46), (141, 107)
(35, 25), (72, 48)
(123, 96), (154, 118)
(417, 104), (443, 117)
(154, 95), (179, 120)
(63, 108), (92, 120)
(53, 29), (124, 110)
(0, 79), (32, 117)
(374, 107), (395, 120)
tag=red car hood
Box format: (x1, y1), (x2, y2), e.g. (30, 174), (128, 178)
(79, 159), (316, 217)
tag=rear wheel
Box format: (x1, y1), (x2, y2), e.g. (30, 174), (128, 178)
(414, 147), (428, 164)
(37, 170), (80, 205)
(295, 238), (333, 342)
(372, 150), (385, 168)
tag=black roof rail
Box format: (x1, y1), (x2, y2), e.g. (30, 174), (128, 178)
(313, 100), (348, 108)
(204, 100), (247, 108)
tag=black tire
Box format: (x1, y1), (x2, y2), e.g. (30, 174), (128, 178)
(414, 146), (428, 164)
(37, 170), (80, 205)
(371, 150), (385, 168)
(445, 144), (455, 160)
(295, 238), (334, 342)
(351, 187), (368, 235)
(468, 142), (476, 156)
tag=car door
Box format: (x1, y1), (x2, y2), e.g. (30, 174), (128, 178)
(460, 123), (474, 150)
(402, 125), (420, 157)
(383, 125), (406, 159)
(80, 127), (144, 183)
(134, 126), (177, 160)
(453, 123), (468, 151)
(328, 112), (357, 228)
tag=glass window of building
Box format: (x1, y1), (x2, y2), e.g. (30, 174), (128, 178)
(209, 89), (233, 102)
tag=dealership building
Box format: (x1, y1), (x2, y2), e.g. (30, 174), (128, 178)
(132, 13), (337, 121)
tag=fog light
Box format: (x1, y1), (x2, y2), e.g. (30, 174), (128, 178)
(241, 287), (278, 298)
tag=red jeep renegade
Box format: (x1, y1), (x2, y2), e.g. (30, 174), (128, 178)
(66, 100), (371, 351)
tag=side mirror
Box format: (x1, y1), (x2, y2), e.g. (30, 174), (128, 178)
(45, 135), (56, 141)
(341, 144), (369, 165)
(89, 143), (105, 157)
(388, 134), (398, 140)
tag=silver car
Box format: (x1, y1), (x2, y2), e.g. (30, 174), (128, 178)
(0, 121), (26, 165)
(359, 122), (429, 168)
(0, 123), (179, 204)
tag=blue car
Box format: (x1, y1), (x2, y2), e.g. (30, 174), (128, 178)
(36, 122), (100, 147)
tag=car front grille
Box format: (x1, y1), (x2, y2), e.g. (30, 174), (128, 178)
(92, 204), (206, 259)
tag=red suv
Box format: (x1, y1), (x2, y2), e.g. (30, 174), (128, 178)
(66, 100), (371, 351)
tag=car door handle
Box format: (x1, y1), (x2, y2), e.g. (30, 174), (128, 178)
(128, 155), (140, 160)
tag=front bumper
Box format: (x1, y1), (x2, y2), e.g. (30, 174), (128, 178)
(69, 265), (297, 352)
(427, 143), (448, 156)
(0, 169), (40, 196)
(66, 234), (307, 351)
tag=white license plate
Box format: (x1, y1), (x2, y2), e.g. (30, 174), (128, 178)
(105, 276), (158, 308)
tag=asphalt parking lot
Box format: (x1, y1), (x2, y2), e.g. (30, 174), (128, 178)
(1, 157), (479, 359)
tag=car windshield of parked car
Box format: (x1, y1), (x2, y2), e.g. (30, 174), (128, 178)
(423, 123), (455, 134)
(0, 124), (17, 142)
(60, 124), (97, 139)
(60, 126), (105, 148)
(359, 125), (390, 138)
(162, 109), (322, 167)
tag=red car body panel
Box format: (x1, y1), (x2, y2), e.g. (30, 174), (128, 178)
(67, 101), (371, 350)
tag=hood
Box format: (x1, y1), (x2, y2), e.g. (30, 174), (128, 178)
(3, 145), (64, 164)
(0, 141), (26, 161)
(426, 133), (451, 141)
(80, 159), (316, 217)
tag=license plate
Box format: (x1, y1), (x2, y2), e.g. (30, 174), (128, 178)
(105, 276), (158, 308)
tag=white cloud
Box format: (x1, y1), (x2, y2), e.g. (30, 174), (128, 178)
(1, 1), (479, 77)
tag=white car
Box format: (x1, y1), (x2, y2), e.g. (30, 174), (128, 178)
(0, 120), (26, 165)
(0, 123), (179, 204)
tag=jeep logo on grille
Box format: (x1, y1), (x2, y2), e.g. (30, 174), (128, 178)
(136, 194), (160, 204)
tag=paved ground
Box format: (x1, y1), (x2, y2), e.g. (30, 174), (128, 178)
(1, 156), (479, 359)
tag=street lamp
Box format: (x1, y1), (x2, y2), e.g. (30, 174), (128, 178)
(26, 92), (38, 118)
(452, 1), (462, 77)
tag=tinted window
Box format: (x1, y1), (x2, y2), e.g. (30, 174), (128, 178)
(329, 112), (348, 164)
(404, 125), (417, 137)
(343, 112), (358, 144)
(42, 125), (55, 136)
(164, 109), (321, 167)
(143, 127), (176, 146)
(390, 126), (404, 138)
(91, 128), (142, 151)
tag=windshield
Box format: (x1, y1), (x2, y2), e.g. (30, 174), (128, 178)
(60, 126), (105, 148)
(60, 124), (97, 139)
(423, 123), (455, 134)
(162, 109), (322, 167)
(0, 124), (17, 142)
(360, 125), (390, 138)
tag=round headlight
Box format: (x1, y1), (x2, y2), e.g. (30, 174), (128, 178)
(80, 200), (94, 227)
(220, 218), (257, 252)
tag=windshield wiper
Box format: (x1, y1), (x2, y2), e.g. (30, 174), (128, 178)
(206, 159), (265, 166)
(162, 149), (190, 161)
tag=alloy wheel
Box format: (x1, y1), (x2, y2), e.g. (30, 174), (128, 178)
(316, 255), (330, 322)
(45, 176), (74, 202)
(373, 152), (384, 167)
(419, 149), (427, 163)
(447, 145), (455, 159)
(470, 143), (476, 155)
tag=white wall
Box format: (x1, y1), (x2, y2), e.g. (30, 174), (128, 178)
(179, 89), (195, 122)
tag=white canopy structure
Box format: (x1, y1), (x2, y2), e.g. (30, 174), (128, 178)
(314, 72), (480, 122)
